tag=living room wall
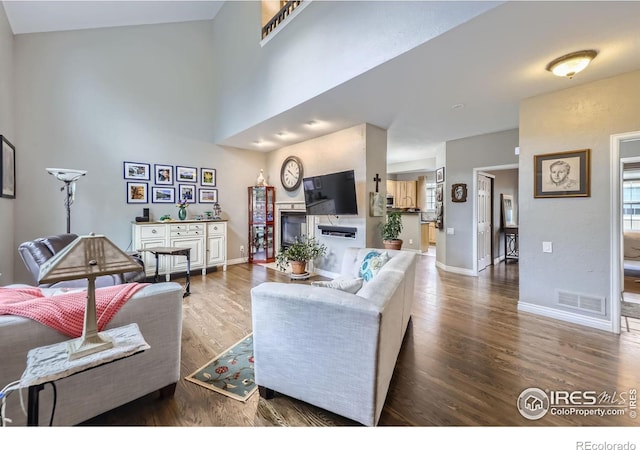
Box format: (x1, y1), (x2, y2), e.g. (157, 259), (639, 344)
(441, 129), (520, 272)
(10, 20), (266, 284)
(519, 69), (640, 331)
(0, 5), (14, 282)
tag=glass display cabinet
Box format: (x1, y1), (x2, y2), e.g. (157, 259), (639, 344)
(248, 186), (275, 263)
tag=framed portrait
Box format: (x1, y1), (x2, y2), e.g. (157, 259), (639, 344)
(199, 188), (218, 203)
(154, 164), (174, 185)
(201, 168), (216, 186)
(534, 149), (590, 198)
(178, 184), (196, 203)
(127, 182), (148, 203)
(123, 161), (150, 180)
(176, 166), (197, 183)
(1, 135), (16, 199)
(451, 183), (467, 203)
(152, 186), (175, 203)
(435, 183), (443, 202)
(436, 167), (445, 183)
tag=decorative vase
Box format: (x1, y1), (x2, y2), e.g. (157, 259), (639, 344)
(178, 207), (187, 221)
(290, 261), (307, 274)
(256, 169), (266, 186)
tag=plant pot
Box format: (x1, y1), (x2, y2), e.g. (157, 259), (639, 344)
(383, 239), (403, 250)
(290, 261), (307, 274)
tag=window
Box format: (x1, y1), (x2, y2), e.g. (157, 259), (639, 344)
(425, 182), (436, 211)
(623, 179), (640, 231)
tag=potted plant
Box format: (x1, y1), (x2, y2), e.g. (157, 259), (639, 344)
(380, 211), (403, 250)
(275, 236), (327, 274)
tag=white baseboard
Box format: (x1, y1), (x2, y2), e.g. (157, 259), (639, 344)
(435, 260), (476, 277)
(227, 257), (247, 265)
(517, 301), (615, 333)
(494, 255), (505, 265)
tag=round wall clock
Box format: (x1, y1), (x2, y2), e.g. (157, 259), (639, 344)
(280, 156), (303, 191)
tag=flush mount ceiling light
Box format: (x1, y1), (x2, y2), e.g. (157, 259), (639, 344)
(545, 50), (598, 79)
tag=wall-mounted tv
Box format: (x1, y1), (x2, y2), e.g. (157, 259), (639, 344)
(303, 169), (358, 215)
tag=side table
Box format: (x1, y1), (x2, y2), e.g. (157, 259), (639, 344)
(20, 323), (149, 426)
(504, 226), (519, 262)
(138, 247), (191, 297)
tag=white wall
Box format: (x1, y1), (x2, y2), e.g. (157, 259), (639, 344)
(264, 123), (386, 274)
(211, 0), (499, 142)
(0, 4), (14, 282)
(519, 70), (640, 326)
(12, 21), (266, 284)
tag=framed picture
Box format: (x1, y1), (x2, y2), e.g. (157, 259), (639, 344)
(152, 186), (175, 203)
(199, 188), (218, 203)
(1, 135), (16, 199)
(451, 183), (467, 203)
(436, 183), (443, 202)
(176, 165), (197, 183)
(123, 161), (150, 180)
(154, 164), (174, 185)
(178, 184), (196, 203)
(127, 182), (148, 203)
(201, 168), (216, 186)
(534, 149), (590, 198)
(436, 167), (445, 183)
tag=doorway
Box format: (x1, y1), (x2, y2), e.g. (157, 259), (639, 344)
(619, 143), (640, 332)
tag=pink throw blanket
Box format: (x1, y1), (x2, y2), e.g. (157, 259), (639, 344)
(0, 283), (149, 337)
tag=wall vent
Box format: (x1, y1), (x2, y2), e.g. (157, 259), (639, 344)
(557, 290), (606, 315)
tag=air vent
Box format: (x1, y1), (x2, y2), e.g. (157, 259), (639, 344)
(557, 290), (605, 315)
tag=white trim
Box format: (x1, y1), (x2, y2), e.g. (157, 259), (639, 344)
(493, 255), (505, 265)
(612, 130), (640, 335)
(227, 257), (247, 266)
(435, 260), (475, 277)
(260, 0), (312, 47)
(518, 301), (614, 332)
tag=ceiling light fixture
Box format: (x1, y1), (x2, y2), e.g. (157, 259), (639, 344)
(545, 50), (598, 79)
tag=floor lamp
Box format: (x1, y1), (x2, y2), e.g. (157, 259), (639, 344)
(46, 168), (87, 234)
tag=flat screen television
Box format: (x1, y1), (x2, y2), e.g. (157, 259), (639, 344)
(303, 169), (358, 215)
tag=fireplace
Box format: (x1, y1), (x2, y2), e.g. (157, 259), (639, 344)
(280, 211), (307, 248)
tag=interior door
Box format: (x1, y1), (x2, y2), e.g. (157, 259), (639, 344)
(477, 174), (493, 272)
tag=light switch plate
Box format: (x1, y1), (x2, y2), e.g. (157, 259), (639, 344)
(542, 241), (553, 253)
(447, 228), (454, 235)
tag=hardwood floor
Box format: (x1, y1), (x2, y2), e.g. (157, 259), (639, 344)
(83, 254), (640, 427)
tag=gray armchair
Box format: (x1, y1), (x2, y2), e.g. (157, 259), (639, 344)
(18, 233), (146, 288)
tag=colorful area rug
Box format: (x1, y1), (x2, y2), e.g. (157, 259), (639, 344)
(185, 333), (257, 402)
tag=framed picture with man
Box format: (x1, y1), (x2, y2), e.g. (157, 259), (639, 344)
(155, 164), (174, 185)
(534, 149), (590, 198)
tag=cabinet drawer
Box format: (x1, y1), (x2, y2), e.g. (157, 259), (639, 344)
(171, 230), (203, 237)
(170, 224), (189, 232)
(188, 223), (205, 232)
(207, 222), (226, 235)
(140, 225), (166, 238)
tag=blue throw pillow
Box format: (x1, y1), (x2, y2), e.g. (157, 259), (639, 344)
(359, 251), (389, 282)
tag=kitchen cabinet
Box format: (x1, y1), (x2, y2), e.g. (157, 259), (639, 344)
(395, 181), (417, 208)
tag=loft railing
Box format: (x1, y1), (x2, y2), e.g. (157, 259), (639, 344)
(262, 0), (302, 39)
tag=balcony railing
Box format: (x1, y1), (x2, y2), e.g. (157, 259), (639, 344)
(262, 1), (302, 39)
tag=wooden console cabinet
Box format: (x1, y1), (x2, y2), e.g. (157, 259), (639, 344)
(132, 220), (227, 278)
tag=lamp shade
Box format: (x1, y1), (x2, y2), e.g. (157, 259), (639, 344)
(38, 233), (141, 284)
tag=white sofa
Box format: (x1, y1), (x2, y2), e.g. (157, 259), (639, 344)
(0, 282), (183, 426)
(251, 247), (416, 426)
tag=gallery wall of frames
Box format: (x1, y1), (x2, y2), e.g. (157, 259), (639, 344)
(123, 161), (218, 205)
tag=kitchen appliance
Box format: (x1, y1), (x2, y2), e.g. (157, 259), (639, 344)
(386, 195), (394, 208)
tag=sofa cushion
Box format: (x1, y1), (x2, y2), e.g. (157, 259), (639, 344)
(359, 251), (389, 282)
(312, 277), (364, 294)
